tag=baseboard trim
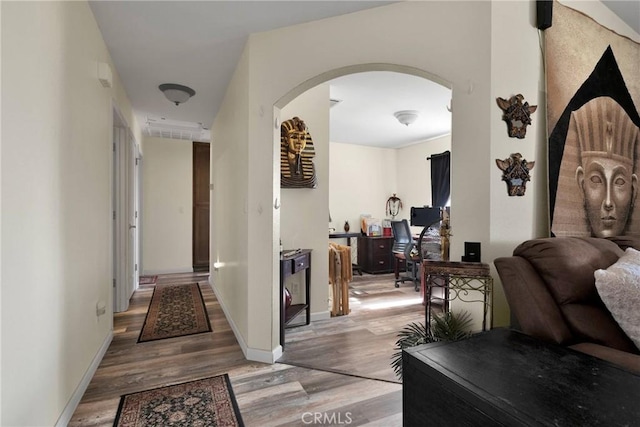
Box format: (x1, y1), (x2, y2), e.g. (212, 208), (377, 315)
(142, 268), (193, 275)
(55, 330), (113, 427)
(208, 278), (281, 364)
(311, 311), (331, 322)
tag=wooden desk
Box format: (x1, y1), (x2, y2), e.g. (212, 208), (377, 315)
(280, 249), (311, 348)
(403, 329), (640, 426)
(422, 260), (492, 333)
(329, 232), (362, 275)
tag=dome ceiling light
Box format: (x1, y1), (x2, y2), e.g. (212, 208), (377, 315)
(159, 83), (196, 106)
(394, 110), (419, 126)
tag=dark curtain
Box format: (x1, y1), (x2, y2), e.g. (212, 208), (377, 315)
(430, 150), (450, 207)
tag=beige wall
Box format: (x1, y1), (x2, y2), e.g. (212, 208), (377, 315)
(280, 84), (331, 320)
(329, 142), (397, 232)
(211, 0), (494, 360)
(211, 0), (639, 360)
(209, 44), (251, 354)
(329, 135), (451, 235)
(1, 1), (140, 425)
(142, 137), (193, 274)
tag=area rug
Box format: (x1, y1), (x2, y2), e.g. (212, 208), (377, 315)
(139, 275), (157, 285)
(138, 283), (212, 343)
(113, 374), (244, 427)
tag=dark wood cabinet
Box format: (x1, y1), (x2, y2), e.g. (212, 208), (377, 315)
(280, 249), (311, 348)
(357, 236), (394, 274)
(403, 329), (640, 426)
(192, 142), (210, 272)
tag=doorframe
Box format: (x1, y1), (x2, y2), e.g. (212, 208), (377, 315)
(112, 104), (140, 313)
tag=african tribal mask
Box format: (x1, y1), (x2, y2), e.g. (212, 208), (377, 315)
(280, 116), (317, 188)
(496, 153), (535, 196)
(496, 94), (537, 139)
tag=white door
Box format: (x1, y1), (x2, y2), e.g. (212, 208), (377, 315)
(113, 109), (139, 313)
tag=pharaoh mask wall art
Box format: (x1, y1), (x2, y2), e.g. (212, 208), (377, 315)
(496, 94), (537, 139)
(496, 153), (535, 196)
(280, 116), (318, 188)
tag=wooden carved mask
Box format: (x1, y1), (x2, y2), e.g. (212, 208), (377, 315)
(496, 153), (535, 196)
(496, 94), (537, 139)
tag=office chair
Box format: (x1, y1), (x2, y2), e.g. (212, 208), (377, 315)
(391, 219), (421, 291)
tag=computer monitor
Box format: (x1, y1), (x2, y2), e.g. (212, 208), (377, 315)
(410, 206), (441, 227)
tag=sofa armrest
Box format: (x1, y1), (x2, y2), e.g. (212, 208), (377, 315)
(495, 256), (573, 345)
(570, 343), (640, 375)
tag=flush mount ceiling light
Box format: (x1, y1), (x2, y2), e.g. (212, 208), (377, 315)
(394, 110), (420, 126)
(158, 83), (196, 106)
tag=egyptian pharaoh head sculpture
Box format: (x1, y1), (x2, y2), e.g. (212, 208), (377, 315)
(573, 97), (639, 237)
(280, 116), (318, 189)
(496, 94), (537, 139)
(496, 153), (535, 196)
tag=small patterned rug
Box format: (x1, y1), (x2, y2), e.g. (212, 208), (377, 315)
(113, 374), (244, 427)
(139, 275), (158, 285)
(138, 283), (212, 343)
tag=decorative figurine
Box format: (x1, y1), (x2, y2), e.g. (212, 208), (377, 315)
(496, 94), (537, 139)
(440, 207), (451, 261)
(496, 153), (535, 196)
(280, 116), (318, 188)
(386, 193), (403, 219)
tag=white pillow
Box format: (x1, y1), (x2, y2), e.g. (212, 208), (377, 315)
(594, 247), (640, 350)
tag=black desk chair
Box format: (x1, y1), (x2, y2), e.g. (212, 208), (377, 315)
(391, 219), (420, 291)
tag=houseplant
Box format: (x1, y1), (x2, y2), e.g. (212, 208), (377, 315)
(391, 310), (472, 379)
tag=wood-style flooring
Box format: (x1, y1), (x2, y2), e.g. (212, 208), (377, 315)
(70, 272), (425, 426)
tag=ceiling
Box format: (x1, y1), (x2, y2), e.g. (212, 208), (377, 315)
(90, 1), (639, 147)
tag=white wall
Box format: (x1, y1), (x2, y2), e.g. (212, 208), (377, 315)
(281, 84), (330, 319)
(211, 0), (493, 359)
(142, 137), (193, 274)
(1, 2), (140, 425)
(329, 142), (397, 232)
(210, 0), (638, 359)
(329, 135), (451, 235)
(210, 45), (250, 354)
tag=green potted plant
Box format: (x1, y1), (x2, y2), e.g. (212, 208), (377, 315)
(391, 311), (472, 379)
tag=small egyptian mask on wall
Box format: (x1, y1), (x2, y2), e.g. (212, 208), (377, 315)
(496, 153), (535, 196)
(496, 94), (537, 139)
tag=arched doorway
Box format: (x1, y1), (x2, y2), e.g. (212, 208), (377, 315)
(274, 65), (453, 368)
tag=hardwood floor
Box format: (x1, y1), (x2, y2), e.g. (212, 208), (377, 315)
(70, 272), (424, 426)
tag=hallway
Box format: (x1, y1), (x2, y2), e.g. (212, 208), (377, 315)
(69, 273), (417, 426)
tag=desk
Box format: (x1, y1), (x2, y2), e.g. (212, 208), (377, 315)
(403, 329), (640, 426)
(280, 249), (312, 348)
(329, 232), (362, 275)
(422, 260), (492, 333)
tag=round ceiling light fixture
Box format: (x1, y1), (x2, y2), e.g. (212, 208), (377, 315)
(394, 110), (420, 126)
(159, 83), (196, 106)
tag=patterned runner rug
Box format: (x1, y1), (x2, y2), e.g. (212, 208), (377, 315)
(114, 374), (244, 427)
(138, 283), (212, 343)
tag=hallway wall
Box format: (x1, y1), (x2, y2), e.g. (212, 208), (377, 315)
(1, 2), (140, 425)
(142, 137), (193, 274)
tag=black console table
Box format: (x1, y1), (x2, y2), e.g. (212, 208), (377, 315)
(403, 329), (640, 426)
(280, 249), (311, 348)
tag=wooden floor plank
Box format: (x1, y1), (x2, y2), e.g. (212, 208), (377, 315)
(70, 272), (420, 426)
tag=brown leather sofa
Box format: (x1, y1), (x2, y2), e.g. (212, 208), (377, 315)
(494, 237), (640, 374)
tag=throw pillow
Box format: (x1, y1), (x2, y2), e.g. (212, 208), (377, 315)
(594, 247), (640, 350)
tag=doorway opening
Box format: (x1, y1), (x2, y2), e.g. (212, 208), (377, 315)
(276, 65), (453, 382)
(112, 106), (141, 313)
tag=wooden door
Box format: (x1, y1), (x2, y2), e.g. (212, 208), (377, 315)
(193, 142), (210, 271)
